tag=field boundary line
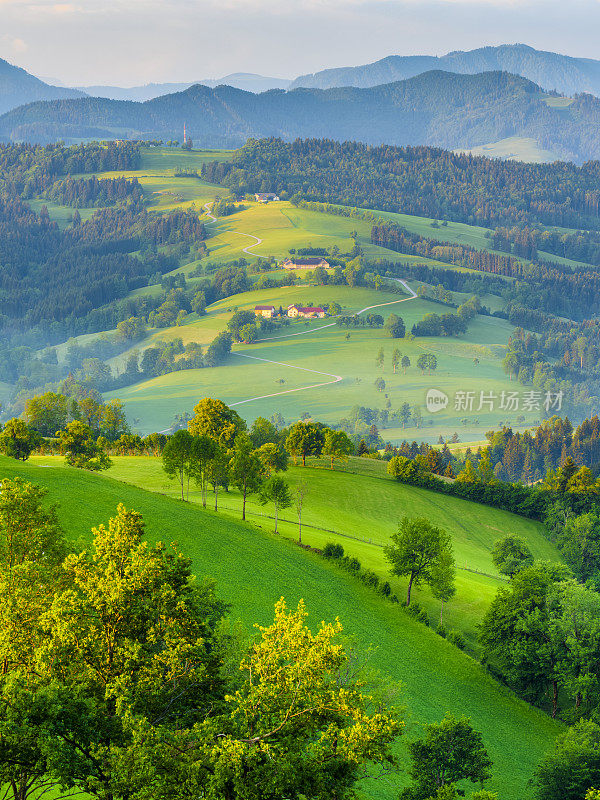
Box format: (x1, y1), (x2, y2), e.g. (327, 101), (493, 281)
(216, 504), (505, 580)
(230, 353), (342, 407)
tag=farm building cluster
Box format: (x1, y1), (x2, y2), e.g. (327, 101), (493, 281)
(280, 257), (330, 269)
(254, 304), (326, 319)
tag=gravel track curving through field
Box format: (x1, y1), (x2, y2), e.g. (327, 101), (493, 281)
(199, 203), (419, 407)
(202, 202), (267, 258)
(230, 355), (343, 407)
(228, 279), (418, 407)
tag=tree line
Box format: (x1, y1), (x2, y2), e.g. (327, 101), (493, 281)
(203, 137), (600, 230)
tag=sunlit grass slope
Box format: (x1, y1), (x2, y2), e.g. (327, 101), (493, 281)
(69, 454), (560, 650)
(104, 284), (538, 440)
(1, 455), (561, 799)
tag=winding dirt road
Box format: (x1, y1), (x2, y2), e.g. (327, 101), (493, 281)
(202, 202), (267, 258)
(200, 201), (419, 407)
(229, 279), (418, 408)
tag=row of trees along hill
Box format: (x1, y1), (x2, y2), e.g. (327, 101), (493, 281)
(370, 222), (600, 319)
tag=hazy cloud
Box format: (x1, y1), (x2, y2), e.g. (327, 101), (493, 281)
(1, 0), (599, 85)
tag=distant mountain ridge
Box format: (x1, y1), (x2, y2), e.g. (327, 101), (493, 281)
(1, 70), (599, 163)
(0, 58), (85, 116)
(77, 73), (291, 101)
(289, 44), (600, 97)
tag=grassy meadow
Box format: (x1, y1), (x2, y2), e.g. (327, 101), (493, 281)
(454, 135), (560, 163)
(56, 453), (560, 651)
(25, 145), (588, 443)
(104, 283), (539, 441)
(2, 454), (562, 799)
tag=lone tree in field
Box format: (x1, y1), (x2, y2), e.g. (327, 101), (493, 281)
(392, 349), (401, 374)
(401, 355), (411, 374)
(286, 421), (325, 466)
(384, 516), (455, 606)
(376, 347), (385, 371)
(400, 402), (411, 429)
(401, 714), (492, 800)
(259, 475), (292, 534)
(230, 434), (264, 520)
(374, 377), (386, 393)
(323, 429), (354, 469)
(386, 314), (405, 339)
(491, 534), (534, 578)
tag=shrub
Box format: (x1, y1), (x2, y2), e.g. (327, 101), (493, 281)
(323, 542), (344, 559)
(407, 602), (430, 626)
(380, 581), (392, 597)
(360, 569), (380, 589)
(448, 629), (466, 650)
(436, 623), (447, 638)
(343, 556), (361, 572)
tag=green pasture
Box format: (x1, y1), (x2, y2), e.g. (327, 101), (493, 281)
(104, 285), (537, 441)
(454, 136), (560, 164)
(66, 454), (560, 651)
(2, 455), (562, 799)
(27, 198), (95, 229)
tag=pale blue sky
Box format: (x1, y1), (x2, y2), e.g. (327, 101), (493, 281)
(1, 0), (600, 86)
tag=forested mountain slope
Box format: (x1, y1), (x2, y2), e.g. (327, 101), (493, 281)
(0, 57), (85, 115)
(2, 70), (599, 161)
(290, 43), (600, 96)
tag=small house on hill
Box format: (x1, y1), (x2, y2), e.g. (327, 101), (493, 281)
(255, 305), (276, 318)
(302, 307), (326, 318)
(287, 305), (325, 319)
(255, 193), (280, 203)
(281, 257), (330, 270)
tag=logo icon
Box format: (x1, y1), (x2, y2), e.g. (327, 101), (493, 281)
(426, 388), (449, 414)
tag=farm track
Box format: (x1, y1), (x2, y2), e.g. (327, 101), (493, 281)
(202, 202), (267, 258)
(230, 280), (418, 408)
(201, 201), (418, 407)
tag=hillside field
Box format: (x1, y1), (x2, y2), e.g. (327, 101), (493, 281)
(104, 284), (539, 442)
(42, 452), (560, 651)
(2, 454), (562, 799)
(27, 145), (591, 442)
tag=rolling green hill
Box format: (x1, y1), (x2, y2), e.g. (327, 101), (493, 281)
(0, 454), (562, 799)
(103, 284), (532, 442)
(51, 453), (561, 652)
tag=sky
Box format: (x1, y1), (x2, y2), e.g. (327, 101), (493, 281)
(2, 0), (600, 86)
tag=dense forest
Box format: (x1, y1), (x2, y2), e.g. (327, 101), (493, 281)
(371, 222), (600, 318)
(3, 71), (600, 161)
(204, 138), (600, 229)
(0, 142), (206, 341)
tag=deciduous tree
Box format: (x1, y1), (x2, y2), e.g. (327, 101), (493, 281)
(384, 516), (455, 606)
(259, 475), (292, 533)
(230, 434), (264, 520)
(491, 535), (533, 578)
(401, 714), (492, 800)
(0, 418), (38, 461)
